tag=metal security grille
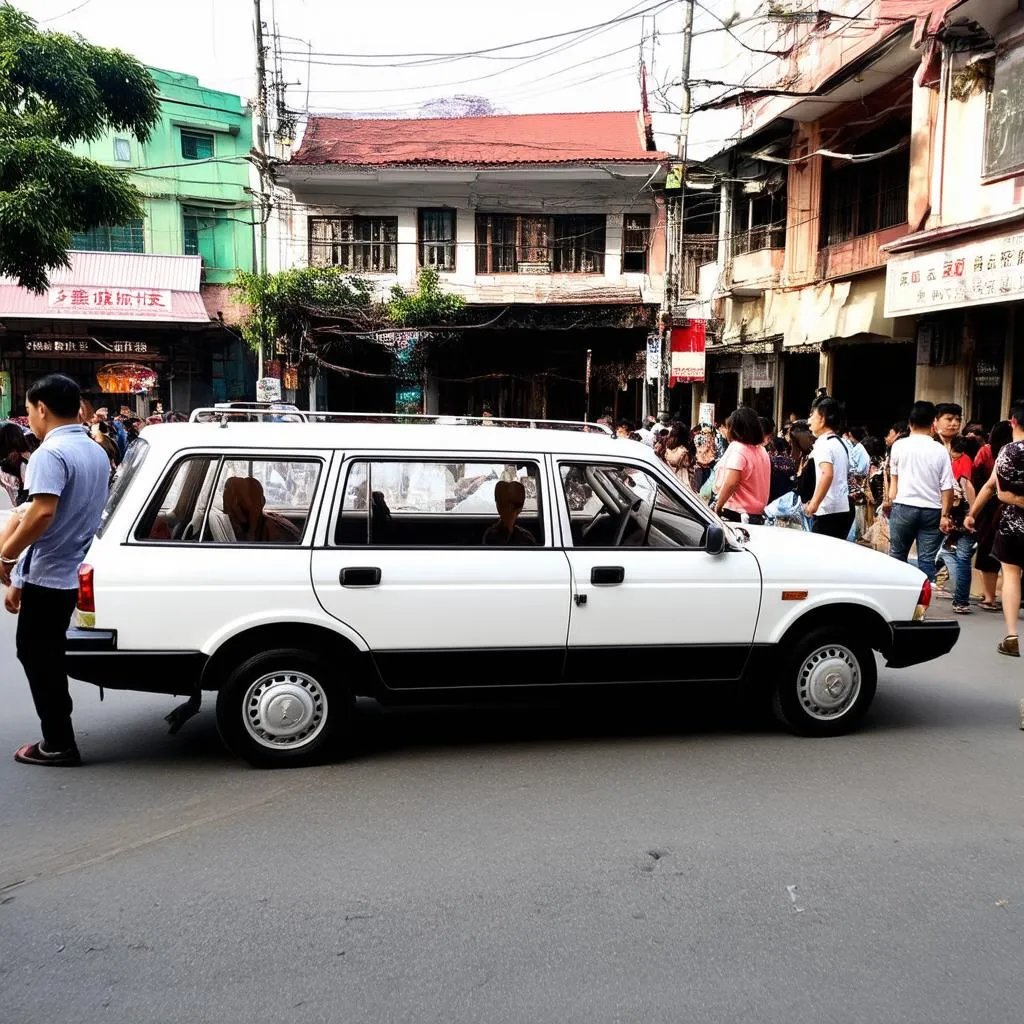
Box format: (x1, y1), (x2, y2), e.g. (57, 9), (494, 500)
(308, 216), (399, 272)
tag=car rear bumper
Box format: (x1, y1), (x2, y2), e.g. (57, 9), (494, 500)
(885, 619), (960, 669)
(66, 629), (208, 696)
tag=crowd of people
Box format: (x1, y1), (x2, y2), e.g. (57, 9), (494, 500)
(0, 401), (187, 504)
(609, 395), (1024, 660)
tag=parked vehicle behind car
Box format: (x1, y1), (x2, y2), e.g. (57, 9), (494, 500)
(66, 417), (959, 767)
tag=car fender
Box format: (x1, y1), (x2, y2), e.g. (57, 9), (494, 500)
(201, 607), (371, 656)
(755, 589), (898, 646)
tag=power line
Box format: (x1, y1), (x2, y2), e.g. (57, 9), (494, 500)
(39, 0), (93, 22)
(277, 1), (678, 62)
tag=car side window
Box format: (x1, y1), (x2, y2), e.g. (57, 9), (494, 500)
(136, 456), (220, 541)
(136, 456), (321, 544)
(336, 459), (544, 547)
(204, 459), (321, 544)
(559, 463), (707, 549)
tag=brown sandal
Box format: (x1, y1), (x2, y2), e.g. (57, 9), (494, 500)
(998, 635), (1020, 658)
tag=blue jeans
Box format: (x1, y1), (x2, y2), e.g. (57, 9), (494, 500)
(889, 504), (942, 583)
(937, 533), (976, 606)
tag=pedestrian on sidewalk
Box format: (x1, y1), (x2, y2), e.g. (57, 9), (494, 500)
(935, 433), (977, 614)
(887, 401), (955, 582)
(1, 375), (111, 767)
(967, 401), (1024, 657)
(971, 419), (1012, 611)
(713, 407), (770, 525)
(803, 396), (854, 539)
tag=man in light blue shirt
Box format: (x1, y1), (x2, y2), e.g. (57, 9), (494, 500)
(0, 375), (110, 767)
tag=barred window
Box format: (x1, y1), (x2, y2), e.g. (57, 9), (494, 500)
(309, 216), (398, 273)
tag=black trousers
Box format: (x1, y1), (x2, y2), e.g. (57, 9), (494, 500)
(812, 509), (855, 540)
(720, 508), (765, 526)
(16, 583), (79, 751)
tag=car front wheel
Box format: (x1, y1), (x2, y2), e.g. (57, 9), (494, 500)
(773, 627), (877, 737)
(216, 648), (347, 767)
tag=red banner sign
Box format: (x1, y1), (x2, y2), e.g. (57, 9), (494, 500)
(669, 321), (706, 386)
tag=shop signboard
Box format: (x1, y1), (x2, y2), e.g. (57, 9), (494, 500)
(257, 377), (282, 403)
(645, 334), (661, 383)
(26, 338), (91, 354)
(47, 286), (172, 317)
(669, 321), (706, 386)
(24, 337), (152, 355)
(885, 228), (1024, 318)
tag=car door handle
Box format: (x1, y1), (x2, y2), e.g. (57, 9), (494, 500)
(591, 566), (625, 586)
(340, 567), (382, 587)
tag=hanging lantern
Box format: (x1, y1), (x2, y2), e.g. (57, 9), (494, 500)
(283, 365), (299, 391)
(95, 362), (159, 394)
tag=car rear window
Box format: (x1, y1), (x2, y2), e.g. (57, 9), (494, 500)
(96, 438), (149, 538)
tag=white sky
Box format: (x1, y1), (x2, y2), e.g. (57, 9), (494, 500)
(21, 0), (760, 158)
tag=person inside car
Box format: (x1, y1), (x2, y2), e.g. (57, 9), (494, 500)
(482, 479), (536, 546)
(222, 476), (302, 544)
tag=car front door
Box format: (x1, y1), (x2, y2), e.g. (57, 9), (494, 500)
(555, 458), (762, 684)
(311, 453), (571, 690)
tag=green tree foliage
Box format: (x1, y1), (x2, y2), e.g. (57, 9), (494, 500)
(387, 267), (464, 328)
(234, 266), (375, 353)
(0, 4), (159, 291)
(234, 266), (464, 354)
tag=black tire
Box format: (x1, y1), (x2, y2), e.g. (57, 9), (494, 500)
(215, 648), (348, 768)
(772, 627), (877, 737)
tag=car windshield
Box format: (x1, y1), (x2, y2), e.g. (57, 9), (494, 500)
(96, 438), (148, 538)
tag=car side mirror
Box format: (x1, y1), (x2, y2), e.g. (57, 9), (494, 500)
(705, 524), (726, 555)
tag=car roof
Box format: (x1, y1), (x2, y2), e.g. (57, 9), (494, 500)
(139, 421), (652, 460)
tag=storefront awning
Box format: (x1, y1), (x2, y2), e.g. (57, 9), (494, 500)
(0, 252), (211, 325)
(719, 273), (915, 350)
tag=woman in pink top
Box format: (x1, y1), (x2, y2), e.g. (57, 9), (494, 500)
(713, 406), (771, 524)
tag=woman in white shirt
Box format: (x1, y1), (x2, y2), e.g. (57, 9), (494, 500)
(803, 396), (853, 539)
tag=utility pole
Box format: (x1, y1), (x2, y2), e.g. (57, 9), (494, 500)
(659, 0), (695, 415)
(253, 0), (270, 383)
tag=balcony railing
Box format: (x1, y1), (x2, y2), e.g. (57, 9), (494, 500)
(734, 223), (785, 256)
(680, 233), (718, 296)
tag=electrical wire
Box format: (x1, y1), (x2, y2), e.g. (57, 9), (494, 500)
(277, 1), (678, 63)
(38, 0), (93, 22)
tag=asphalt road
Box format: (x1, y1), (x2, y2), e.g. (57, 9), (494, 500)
(1, 605), (1023, 1023)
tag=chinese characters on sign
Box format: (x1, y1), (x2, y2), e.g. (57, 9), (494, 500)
(47, 287), (172, 317)
(24, 339), (150, 355)
(26, 339), (91, 353)
(885, 230), (1024, 318)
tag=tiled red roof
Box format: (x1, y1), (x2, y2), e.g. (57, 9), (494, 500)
(291, 111), (666, 167)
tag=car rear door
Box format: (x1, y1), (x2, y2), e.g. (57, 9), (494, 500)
(554, 457), (762, 684)
(311, 450), (572, 690)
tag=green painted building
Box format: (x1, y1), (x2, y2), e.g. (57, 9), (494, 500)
(70, 67), (256, 402)
(72, 67), (255, 284)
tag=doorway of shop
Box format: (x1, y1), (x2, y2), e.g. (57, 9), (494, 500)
(707, 370), (738, 424)
(831, 341), (916, 435)
(781, 352), (819, 422)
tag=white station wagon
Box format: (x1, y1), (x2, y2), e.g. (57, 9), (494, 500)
(66, 415), (959, 767)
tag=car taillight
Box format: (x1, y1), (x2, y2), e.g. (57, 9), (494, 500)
(913, 578), (931, 621)
(77, 564), (95, 614)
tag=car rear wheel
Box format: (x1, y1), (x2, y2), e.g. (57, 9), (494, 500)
(772, 627), (877, 737)
(216, 648), (348, 767)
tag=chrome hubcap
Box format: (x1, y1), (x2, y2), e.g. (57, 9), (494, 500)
(242, 671), (328, 750)
(797, 644), (861, 721)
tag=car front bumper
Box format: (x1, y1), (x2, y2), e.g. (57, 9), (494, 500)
(66, 629), (208, 696)
(885, 619), (960, 669)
